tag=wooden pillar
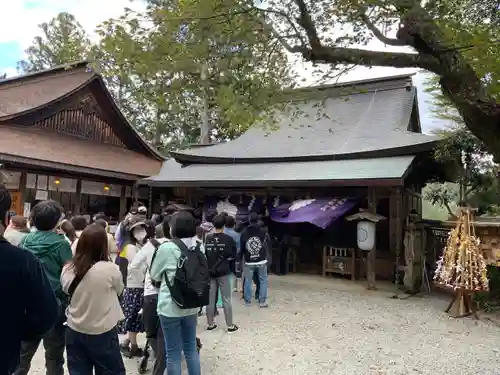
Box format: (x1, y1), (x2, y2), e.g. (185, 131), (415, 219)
(132, 183), (139, 205)
(119, 185), (127, 220)
(389, 187), (403, 282)
(367, 187), (378, 290)
(74, 179), (82, 214)
(148, 187), (153, 216)
(19, 172), (27, 216)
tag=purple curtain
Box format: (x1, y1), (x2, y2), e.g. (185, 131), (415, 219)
(268, 198), (358, 229)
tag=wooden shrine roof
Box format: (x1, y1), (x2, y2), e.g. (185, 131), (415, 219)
(0, 62), (164, 162)
(171, 74), (438, 164)
(0, 125), (161, 180)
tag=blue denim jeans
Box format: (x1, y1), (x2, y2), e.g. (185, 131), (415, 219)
(159, 314), (201, 375)
(244, 263), (268, 304)
(66, 327), (125, 375)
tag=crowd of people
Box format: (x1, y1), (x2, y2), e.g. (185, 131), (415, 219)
(0, 183), (272, 375)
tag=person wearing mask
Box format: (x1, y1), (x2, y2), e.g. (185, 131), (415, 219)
(130, 219), (170, 375)
(0, 186), (59, 375)
(150, 211), (203, 375)
(95, 218), (118, 258)
(14, 200), (73, 375)
(115, 206), (139, 252)
(240, 212), (269, 308)
(205, 214), (239, 332)
(70, 215), (88, 254)
(117, 217), (148, 357)
(4, 215), (29, 246)
(61, 224), (125, 374)
(224, 216), (241, 292)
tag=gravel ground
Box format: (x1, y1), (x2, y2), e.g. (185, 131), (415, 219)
(28, 274), (500, 375)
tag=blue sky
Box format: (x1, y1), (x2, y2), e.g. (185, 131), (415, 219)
(0, 0), (446, 134)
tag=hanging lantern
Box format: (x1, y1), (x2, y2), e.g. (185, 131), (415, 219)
(346, 209), (387, 251)
(357, 220), (376, 251)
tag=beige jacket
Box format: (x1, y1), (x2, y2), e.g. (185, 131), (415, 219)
(61, 261), (124, 335)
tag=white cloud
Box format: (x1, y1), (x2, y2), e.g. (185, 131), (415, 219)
(0, 0), (143, 48)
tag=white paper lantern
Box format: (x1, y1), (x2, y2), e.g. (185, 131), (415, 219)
(357, 220), (376, 251)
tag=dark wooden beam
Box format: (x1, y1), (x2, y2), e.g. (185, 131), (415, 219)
(0, 156), (143, 183)
(74, 179), (82, 214)
(367, 186), (378, 290)
(141, 178), (404, 189)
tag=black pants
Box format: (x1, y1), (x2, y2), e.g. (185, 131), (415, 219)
(143, 294), (166, 375)
(13, 310), (66, 375)
(66, 327), (125, 375)
(279, 247), (289, 275)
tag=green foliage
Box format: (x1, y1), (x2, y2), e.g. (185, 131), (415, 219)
(474, 266), (500, 312)
(17, 12), (91, 72)
(19, 5), (290, 152)
(423, 124), (498, 215)
(422, 189), (458, 220)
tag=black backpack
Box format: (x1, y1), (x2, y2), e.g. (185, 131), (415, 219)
(163, 239), (210, 309)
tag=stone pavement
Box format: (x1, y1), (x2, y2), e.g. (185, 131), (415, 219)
(29, 274), (500, 374)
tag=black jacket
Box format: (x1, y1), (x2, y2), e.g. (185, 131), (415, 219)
(0, 238), (59, 375)
(240, 224), (267, 264)
(204, 232), (236, 278)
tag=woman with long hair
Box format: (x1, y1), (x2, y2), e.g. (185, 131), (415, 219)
(61, 224), (125, 374)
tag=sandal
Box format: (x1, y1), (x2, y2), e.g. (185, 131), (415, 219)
(227, 325), (239, 332)
(206, 324), (217, 331)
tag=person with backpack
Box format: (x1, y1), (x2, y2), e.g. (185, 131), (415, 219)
(240, 212), (269, 308)
(14, 200), (74, 375)
(128, 219), (168, 375)
(205, 214), (239, 332)
(150, 211), (209, 375)
(61, 223), (125, 374)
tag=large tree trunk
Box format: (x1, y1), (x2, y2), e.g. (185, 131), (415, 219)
(440, 74), (500, 161)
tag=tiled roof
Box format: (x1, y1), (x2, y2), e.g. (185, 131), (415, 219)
(172, 76), (437, 163)
(142, 155), (415, 187)
(0, 125), (162, 180)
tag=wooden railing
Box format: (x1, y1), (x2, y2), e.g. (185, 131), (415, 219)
(322, 246), (357, 280)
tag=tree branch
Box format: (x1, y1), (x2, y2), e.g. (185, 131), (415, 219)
(276, 0), (442, 73)
(443, 201), (457, 219)
(288, 44), (441, 72)
(360, 14), (407, 46)
(293, 0), (321, 49)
